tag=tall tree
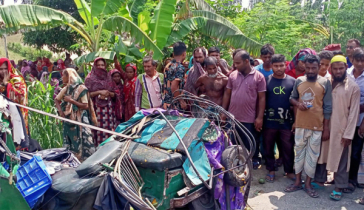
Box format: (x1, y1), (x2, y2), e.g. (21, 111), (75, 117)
(233, 0), (328, 59)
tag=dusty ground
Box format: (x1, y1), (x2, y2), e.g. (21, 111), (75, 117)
(247, 164), (364, 210)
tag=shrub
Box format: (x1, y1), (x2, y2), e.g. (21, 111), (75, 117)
(8, 43), (53, 61)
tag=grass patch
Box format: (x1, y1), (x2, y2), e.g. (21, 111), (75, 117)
(0, 34), (25, 61)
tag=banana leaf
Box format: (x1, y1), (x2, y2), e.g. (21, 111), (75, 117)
(166, 17), (262, 55)
(149, 0), (178, 49)
(130, 0), (147, 24)
(191, 10), (241, 32)
(74, 51), (116, 65)
(74, 0), (99, 28)
(190, 0), (215, 12)
(103, 16), (164, 59)
(91, 0), (124, 18)
(138, 10), (151, 34)
(176, 0), (191, 20)
(0, 4), (79, 36)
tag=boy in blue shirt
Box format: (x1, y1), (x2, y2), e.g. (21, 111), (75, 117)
(256, 44), (275, 77)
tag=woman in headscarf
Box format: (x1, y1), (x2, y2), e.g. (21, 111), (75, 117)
(185, 48), (206, 95)
(85, 57), (116, 146)
(0, 58), (28, 129)
(109, 69), (124, 125)
(10, 60), (16, 69)
(123, 64), (138, 121)
(36, 57), (43, 72)
(21, 60), (30, 77)
(55, 68), (97, 161)
(114, 57), (138, 121)
(17, 60), (22, 72)
(286, 48), (317, 79)
(29, 61), (39, 79)
(41, 57), (53, 72)
(40, 70), (50, 87)
(51, 77), (62, 100)
(57, 59), (66, 71)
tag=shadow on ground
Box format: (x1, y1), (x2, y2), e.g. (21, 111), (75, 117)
(247, 164), (363, 210)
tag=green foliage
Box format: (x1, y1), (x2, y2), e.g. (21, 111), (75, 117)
(130, 0), (148, 24)
(321, 0), (364, 52)
(7, 43), (53, 61)
(149, 0), (178, 49)
(233, 0), (327, 60)
(22, 0), (84, 54)
(27, 80), (63, 149)
(205, 0), (240, 19)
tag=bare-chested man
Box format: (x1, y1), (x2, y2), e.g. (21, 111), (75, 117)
(194, 57), (228, 106)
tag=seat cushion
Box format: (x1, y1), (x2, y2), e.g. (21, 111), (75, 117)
(128, 141), (183, 171)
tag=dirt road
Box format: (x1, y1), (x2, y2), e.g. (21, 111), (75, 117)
(247, 165), (363, 210)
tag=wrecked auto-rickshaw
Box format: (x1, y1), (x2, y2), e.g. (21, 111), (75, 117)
(0, 91), (254, 210)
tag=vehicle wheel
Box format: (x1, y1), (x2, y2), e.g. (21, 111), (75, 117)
(221, 145), (251, 187)
(188, 191), (216, 210)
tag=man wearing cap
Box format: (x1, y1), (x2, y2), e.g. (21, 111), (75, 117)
(314, 55), (360, 201)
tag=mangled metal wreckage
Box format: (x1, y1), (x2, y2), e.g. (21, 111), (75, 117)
(0, 92), (254, 210)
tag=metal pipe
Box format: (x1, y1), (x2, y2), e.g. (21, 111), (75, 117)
(12, 102), (135, 139)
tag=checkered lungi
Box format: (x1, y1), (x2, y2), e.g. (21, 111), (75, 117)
(94, 101), (116, 146)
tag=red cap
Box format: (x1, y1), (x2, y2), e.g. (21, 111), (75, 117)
(324, 44), (341, 51)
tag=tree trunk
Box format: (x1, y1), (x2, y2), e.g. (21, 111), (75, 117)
(3, 35), (9, 59)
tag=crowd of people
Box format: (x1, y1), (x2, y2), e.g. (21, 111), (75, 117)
(1, 38), (364, 204)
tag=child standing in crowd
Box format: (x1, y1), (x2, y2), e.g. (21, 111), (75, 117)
(256, 44), (275, 77)
(110, 69), (124, 125)
(318, 51), (334, 79)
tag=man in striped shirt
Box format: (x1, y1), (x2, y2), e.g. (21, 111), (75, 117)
(135, 56), (164, 111)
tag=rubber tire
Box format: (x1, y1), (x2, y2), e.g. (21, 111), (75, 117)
(221, 145), (252, 187)
(188, 191), (216, 210)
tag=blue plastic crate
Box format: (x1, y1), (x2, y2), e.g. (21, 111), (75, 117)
(16, 155), (52, 208)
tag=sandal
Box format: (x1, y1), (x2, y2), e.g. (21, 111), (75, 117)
(265, 174), (275, 183)
(343, 184), (356, 193)
(325, 180), (335, 185)
(359, 197), (364, 205)
(357, 184), (364, 189)
(329, 190), (342, 201)
(303, 187), (319, 198)
(284, 184), (303, 192)
(253, 162), (260, 170)
(310, 182), (324, 189)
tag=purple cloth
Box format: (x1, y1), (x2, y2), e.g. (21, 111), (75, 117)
(141, 108), (182, 117)
(226, 69), (266, 123)
(204, 126), (246, 210)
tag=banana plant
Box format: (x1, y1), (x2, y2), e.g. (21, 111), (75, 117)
(0, 0), (164, 61)
(0, 0), (264, 63)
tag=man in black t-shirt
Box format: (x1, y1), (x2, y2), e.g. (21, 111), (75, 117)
(263, 54), (296, 183)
